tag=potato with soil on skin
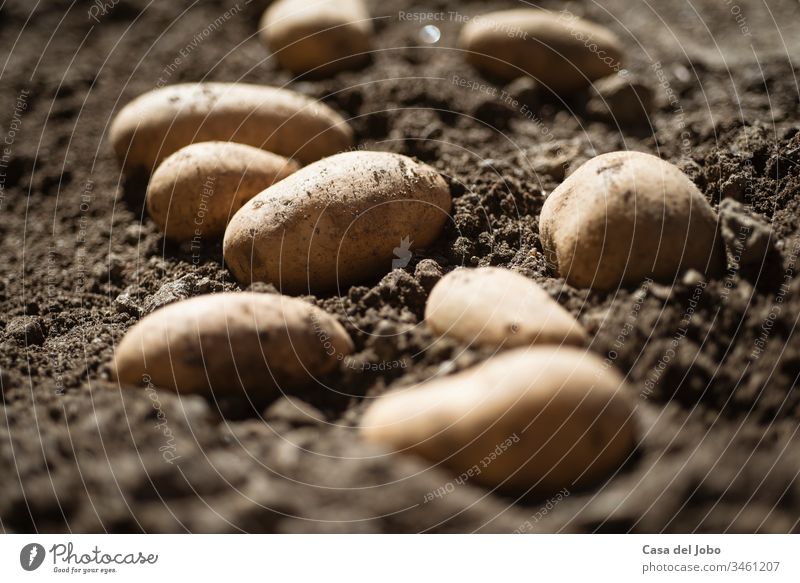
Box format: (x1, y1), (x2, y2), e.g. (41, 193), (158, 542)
(459, 9), (624, 94)
(426, 267), (587, 349)
(539, 151), (726, 290)
(110, 82), (354, 174)
(223, 151), (452, 294)
(260, 0), (372, 77)
(147, 142), (299, 242)
(112, 292), (354, 397)
(361, 347), (637, 494)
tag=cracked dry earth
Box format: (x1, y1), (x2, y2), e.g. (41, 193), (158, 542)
(2, 0), (800, 532)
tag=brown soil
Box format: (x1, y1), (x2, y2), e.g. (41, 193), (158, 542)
(1, 0), (800, 533)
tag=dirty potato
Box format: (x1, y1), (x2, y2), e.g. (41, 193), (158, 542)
(539, 151), (726, 290)
(146, 141), (299, 241)
(260, 0), (372, 76)
(426, 267), (587, 349)
(110, 82), (353, 173)
(112, 292), (354, 397)
(223, 151), (452, 293)
(459, 9), (624, 93)
(361, 347), (637, 494)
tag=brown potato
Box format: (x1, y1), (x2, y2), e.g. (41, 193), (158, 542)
(260, 0), (372, 76)
(112, 292), (354, 397)
(223, 151), (452, 294)
(459, 9), (624, 93)
(110, 82), (354, 173)
(361, 347), (637, 494)
(147, 142), (299, 242)
(426, 267), (587, 349)
(539, 151), (726, 290)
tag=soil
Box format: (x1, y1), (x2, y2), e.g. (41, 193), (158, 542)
(1, 0), (800, 533)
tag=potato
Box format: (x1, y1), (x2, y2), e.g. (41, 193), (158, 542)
(147, 142), (299, 242)
(426, 267), (587, 349)
(112, 292), (354, 397)
(110, 82), (354, 173)
(539, 151), (726, 290)
(260, 0), (372, 76)
(223, 151), (451, 293)
(361, 347), (637, 494)
(459, 9), (624, 93)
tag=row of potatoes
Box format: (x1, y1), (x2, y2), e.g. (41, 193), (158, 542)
(110, 82), (452, 292)
(261, 0), (623, 91)
(109, 5), (726, 496)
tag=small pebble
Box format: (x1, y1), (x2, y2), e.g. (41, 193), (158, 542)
(141, 274), (217, 316)
(7, 316), (46, 346)
(587, 73), (654, 125)
(719, 198), (777, 276)
(264, 396), (324, 427)
(414, 259), (443, 293)
(681, 269), (706, 288)
(504, 77), (541, 107)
